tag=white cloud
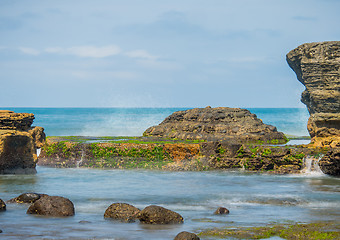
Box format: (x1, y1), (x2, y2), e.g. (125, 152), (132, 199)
(45, 45), (121, 58)
(18, 47), (40, 55)
(125, 49), (158, 60)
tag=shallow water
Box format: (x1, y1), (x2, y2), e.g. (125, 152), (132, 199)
(0, 167), (339, 239)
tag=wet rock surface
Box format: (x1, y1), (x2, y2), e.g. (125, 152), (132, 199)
(137, 205), (184, 224)
(319, 148), (340, 176)
(7, 193), (46, 204)
(287, 41), (340, 148)
(174, 231), (200, 240)
(104, 203), (141, 222)
(0, 198), (6, 211)
(214, 207), (229, 215)
(27, 195), (75, 217)
(0, 110), (46, 174)
(143, 107), (287, 143)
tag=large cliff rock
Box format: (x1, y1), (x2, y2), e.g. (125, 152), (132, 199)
(286, 41), (340, 148)
(143, 107), (287, 143)
(0, 110), (46, 174)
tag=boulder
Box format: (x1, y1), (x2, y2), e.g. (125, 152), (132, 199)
(7, 193), (46, 204)
(0, 198), (6, 211)
(27, 195), (75, 217)
(319, 148), (340, 176)
(174, 231), (200, 240)
(286, 41), (340, 147)
(137, 205), (184, 224)
(214, 207), (230, 215)
(0, 110), (45, 174)
(143, 107), (287, 143)
(104, 203), (141, 222)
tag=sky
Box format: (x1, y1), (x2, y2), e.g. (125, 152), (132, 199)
(0, 0), (339, 108)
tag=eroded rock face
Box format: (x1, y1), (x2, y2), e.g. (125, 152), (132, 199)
(27, 195), (75, 217)
(286, 41), (340, 147)
(144, 107), (287, 143)
(0, 110), (45, 174)
(104, 203), (141, 222)
(319, 148), (340, 176)
(137, 205), (184, 224)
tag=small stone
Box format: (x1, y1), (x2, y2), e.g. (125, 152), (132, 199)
(8, 193), (44, 204)
(214, 207), (229, 215)
(174, 231), (200, 240)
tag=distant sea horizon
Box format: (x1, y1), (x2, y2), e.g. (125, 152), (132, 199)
(3, 107), (310, 137)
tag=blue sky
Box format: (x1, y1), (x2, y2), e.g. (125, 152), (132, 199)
(0, 0), (339, 108)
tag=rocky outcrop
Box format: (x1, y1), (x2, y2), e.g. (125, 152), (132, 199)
(174, 231), (200, 240)
(286, 41), (340, 148)
(143, 107), (287, 144)
(137, 205), (184, 224)
(26, 195), (75, 217)
(319, 148), (340, 176)
(0, 110), (45, 174)
(104, 203), (141, 222)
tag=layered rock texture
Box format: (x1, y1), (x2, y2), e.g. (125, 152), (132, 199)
(0, 110), (45, 174)
(286, 41), (340, 148)
(143, 107), (287, 143)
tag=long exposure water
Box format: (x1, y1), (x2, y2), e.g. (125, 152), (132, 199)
(0, 108), (338, 239)
(0, 167), (339, 239)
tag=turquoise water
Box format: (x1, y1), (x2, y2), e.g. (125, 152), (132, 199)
(6, 108), (310, 137)
(0, 167), (339, 239)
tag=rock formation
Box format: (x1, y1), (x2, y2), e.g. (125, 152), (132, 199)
(7, 193), (47, 204)
(0, 199), (6, 211)
(143, 107), (287, 143)
(286, 41), (340, 147)
(0, 110), (45, 174)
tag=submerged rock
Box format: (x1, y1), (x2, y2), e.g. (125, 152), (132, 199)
(286, 41), (340, 148)
(214, 207), (230, 215)
(8, 193), (46, 204)
(174, 231), (200, 240)
(137, 205), (184, 224)
(0, 198), (6, 211)
(104, 203), (141, 222)
(143, 107), (287, 143)
(0, 110), (46, 174)
(27, 195), (75, 217)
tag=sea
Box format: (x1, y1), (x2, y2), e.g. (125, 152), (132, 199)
(0, 108), (339, 240)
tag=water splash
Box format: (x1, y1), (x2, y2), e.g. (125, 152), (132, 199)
(76, 149), (85, 168)
(302, 155), (324, 175)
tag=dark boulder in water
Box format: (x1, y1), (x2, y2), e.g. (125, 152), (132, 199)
(27, 195), (75, 217)
(0, 198), (6, 211)
(8, 193), (46, 204)
(214, 207), (230, 215)
(174, 231), (200, 240)
(137, 205), (184, 224)
(104, 203), (141, 222)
